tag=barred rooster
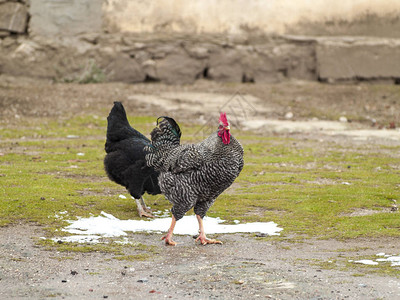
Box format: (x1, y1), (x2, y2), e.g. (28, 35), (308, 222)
(104, 102), (181, 217)
(146, 113), (244, 245)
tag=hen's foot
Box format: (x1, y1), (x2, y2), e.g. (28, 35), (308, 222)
(195, 235), (223, 246)
(140, 197), (154, 214)
(161, 235), (177, 246)
(143, 206), (153, 214)
(136, 199), (155, 218)
(138, 210), (155, 218)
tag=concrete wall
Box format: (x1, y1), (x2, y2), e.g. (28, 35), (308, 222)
(1, 0), (400, 84)
(18, 0), (400, 37)
(103, 0), (400, 37)
(29, 0), (103, 36)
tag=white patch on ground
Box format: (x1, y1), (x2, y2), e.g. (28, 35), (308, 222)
(52, 211), (283, 244)
(354, 259), (379, 266)
(375, 254), (400, 267)
(242, 119), (348, 133)
(242, 119), (400, 142)
(128, 91), (400, 143)
(351, 253), (400, 268)
(128, 92), (266, 118)
(333, 129), (400, 141)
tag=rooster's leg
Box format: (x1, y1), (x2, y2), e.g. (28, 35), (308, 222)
(135, 198), (154, 218)
(140, 196), (154, 215)
(161, 215), (177, 246)
(195, 215), (223, 245)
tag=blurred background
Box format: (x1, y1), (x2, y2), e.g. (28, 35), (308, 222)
(1, 0), (400, 84)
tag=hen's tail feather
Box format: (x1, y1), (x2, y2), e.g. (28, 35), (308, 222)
(150, 117), (181, 148)
(105, 102), (148, 152)
(145, 117), (181, 170)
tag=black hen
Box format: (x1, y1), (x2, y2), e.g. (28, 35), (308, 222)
(104, 102), (176, 217)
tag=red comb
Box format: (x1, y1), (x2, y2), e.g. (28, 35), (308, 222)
(219, 112), (229, 126)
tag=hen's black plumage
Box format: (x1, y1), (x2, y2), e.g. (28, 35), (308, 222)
(104, 102), (171, 217)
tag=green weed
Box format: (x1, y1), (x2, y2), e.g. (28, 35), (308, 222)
(1, 112), (400, 255)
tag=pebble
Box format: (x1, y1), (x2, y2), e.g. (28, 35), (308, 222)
(255, 233), (269, 237)
(285, 112), (294, 119)
(137, 278), (148, 283)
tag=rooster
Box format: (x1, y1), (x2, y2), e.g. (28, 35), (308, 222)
(104, 102), (181, 217)
(145, 113), (244, 245)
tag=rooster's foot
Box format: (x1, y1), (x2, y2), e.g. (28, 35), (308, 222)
(161, 235), (177, 246)
(195, 235), (223, 246)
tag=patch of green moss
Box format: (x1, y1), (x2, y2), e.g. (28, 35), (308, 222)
(1, 112), (400, 256)
(114, 254), (152, 261)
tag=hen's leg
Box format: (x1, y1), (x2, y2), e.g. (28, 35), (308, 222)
(140, 196), (154, 215)
(195, 215), (222, 245)
(161, 215), (177, 246)
(135, 198), (154, 218)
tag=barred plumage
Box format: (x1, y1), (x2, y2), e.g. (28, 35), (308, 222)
(145, 113), (244, 245)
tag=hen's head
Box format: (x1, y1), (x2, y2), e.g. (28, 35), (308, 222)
(218, 112), (231, 145)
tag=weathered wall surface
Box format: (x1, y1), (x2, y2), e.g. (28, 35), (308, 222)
(0, 34), (317, 84)
(4, 0), (398, 37)
(29, 0), (103, 36)
(317, 38), (400, 82)
(103, 0), (400, 37)
(0, 0), (400, 84)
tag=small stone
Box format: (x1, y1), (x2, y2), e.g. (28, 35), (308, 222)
(285, 112), (294, 119)
(339, 116), (347, 123)
(137, 278), (148, 283)
(255, 233), (269, 238)
(61, 280), (67, 283)
(70, 270), (78, 275)
(0, 3), (28, 33)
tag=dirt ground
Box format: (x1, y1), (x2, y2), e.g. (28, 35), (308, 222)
(1, 76), (400, 299)
(2, 226), (400, 299)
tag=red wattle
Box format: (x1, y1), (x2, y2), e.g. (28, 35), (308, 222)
(219, 129), (230, 144)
